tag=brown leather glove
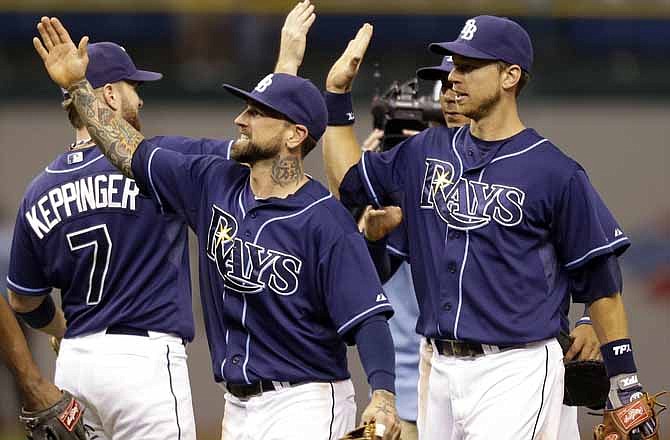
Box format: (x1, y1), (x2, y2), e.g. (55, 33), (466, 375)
(19, 390), (87, 440)
(593, 391), (667, 440)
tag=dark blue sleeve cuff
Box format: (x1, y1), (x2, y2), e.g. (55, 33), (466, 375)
(352, 315), (396, 393)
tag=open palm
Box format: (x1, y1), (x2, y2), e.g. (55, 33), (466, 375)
(326, 23), (373, 93)
(33, 16), (89, 90)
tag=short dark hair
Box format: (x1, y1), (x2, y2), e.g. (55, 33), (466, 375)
(300, 136), (318, 158)
(497, 61), (530, 97)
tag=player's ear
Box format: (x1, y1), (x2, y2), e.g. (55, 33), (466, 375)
(100, 83), (119, 111)
(286, 124), (308, 152)
(501, 64), (522, 93)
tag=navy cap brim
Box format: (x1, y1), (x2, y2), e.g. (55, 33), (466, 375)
(222, 83), (294, 122)
(125, 69), (163, 82)
(416, 66), (448, 81)
(429, 41), (499, 62)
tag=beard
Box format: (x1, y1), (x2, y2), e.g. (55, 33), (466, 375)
(120, 95), (141, 131)
(231, 133), (282, 165)
(460, 87), (501, 121)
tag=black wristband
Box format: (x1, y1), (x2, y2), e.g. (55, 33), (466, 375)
(601, 338), (637, 378)
(324, 91), (355, 126)
(16, 295), (56, 329)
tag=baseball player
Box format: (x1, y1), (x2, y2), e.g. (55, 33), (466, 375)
(6, 39), (230, 439)
(34, 15), (401, 440)
(321, 17), (651, 439)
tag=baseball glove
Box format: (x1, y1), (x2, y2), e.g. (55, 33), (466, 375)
(593, 391), (667, 440)
(19, 390), (87, 440)
(564, 359), (609, 409)
(340, 420), (386, 439)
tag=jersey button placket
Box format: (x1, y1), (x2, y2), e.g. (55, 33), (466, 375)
(447, 262), (458, 274)
(231, 355), (241, 365)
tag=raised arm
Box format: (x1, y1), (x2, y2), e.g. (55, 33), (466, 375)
(33, 17), (142, 178)
(322, 24), (373, 197)
(274, 0), (316, 75)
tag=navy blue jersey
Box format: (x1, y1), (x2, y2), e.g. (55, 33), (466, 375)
(340, 125), (630, 345)
(7, 136), (231, 341)
(131, 139), (393, 385)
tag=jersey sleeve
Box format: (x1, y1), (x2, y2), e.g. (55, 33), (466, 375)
(319, 232), (394, 337)
(554, 169), (630, 271)
(7, 207), (52, 296)
(147, 136), (234, 158)
(339, 137), (413, 210)
(131, 139), (228, 225)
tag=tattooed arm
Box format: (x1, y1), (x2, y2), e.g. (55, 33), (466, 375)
(67, 79), (143, 178)
(33, 16), (142, 178)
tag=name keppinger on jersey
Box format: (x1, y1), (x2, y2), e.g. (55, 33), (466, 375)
(26, 174), (139, 239)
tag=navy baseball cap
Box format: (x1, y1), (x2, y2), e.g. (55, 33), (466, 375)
(416, 56), (455, 81)
(223, 73), (328, 141)
(86, 42), (162, 89)
(429, 15), (533, 73)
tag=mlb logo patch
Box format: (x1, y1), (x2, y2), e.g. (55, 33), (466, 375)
(67, 152), (84, 165)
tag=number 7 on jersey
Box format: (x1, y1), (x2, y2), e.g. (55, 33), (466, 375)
(66, 224), (112, 305)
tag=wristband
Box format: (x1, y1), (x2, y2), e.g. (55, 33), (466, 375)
(16, 295), (56, 329)
(601, 338), (637, 378)
(324, 91), (355, 126)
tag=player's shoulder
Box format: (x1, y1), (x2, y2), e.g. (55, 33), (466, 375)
(300, 178), (359, 236)
(527, 129), (583, 176)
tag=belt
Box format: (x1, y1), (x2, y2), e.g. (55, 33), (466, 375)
(429, 338), (525, 358)
(226, 380), (303, 399)
(106, 324), (149, 337)
(105, 324), (186, 346)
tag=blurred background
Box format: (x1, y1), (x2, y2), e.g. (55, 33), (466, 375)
(0, 0), (668, 439)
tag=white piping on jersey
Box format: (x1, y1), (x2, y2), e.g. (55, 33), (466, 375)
(238, 189), (246, 219)
(241, 294), (252, 384)
(6, 277), (51, 293)
(453, 231), (470, 339)
(386, 244), (408, 258)
(45, 154), (105, 174)
(147, 147), (165, 214)
(234, 192), (332, 385)
(360, 151), (382, 208)
(252, 194), (332, 245)
(226, 140), (234, 160)
(449, 126), (466, 339)
(450, 134), (547, 339)
(337, 303), (392, 334)
(489, 138), (548, 164)
(564, 236), (629, 269)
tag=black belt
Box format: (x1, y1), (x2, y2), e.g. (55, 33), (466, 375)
(105, 324), (186, 345)
(226, 380), (303, 399)
(106, 324), (149, 337)
(429, 338), (525, 358)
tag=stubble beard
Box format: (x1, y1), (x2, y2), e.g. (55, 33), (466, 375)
(120, 95), (141, 132)
(461, 87), (502, 121)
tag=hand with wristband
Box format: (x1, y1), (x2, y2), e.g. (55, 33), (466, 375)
(592, 297), (667, 439)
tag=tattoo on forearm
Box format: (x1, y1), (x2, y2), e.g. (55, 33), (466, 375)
(271, 156), (303, 187)
(68, 80), (143, 178)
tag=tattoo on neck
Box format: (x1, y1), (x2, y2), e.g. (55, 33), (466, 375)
(68, 79), (143, 178)
(271, 156), (303, 187)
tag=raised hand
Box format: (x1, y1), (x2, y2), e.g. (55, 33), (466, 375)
(326, 23), (373, 93)
(360, 390), (401, 440)
(33, 17), (89, 90)
(275, 0), (316, 75)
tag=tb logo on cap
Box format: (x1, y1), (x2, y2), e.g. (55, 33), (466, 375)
(254, 74), (274, 93)
(459, 19), (478, 40)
